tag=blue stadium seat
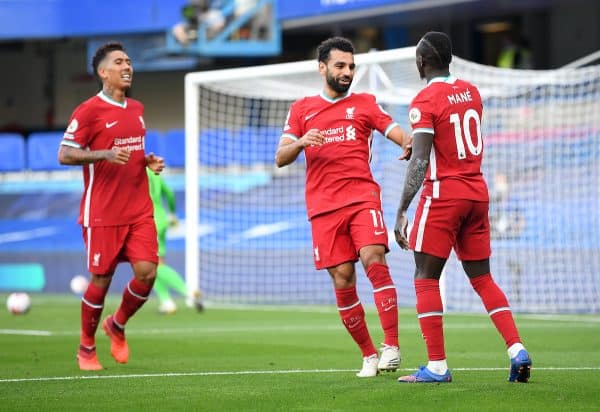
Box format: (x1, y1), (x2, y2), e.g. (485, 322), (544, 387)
(27, 131), (70, 171)
(233, 127), (260, 166)
(163, 129), (186, 168)
(200, 128), (233, 167)
(0, 133), (26, 172)
(231, 126), (282, 166)
(258, 126), (285, 164)
(144, 129), (164, 156)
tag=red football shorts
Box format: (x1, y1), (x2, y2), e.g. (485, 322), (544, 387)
(409, 197), (491, 261)
(82, 216), (158, 274)
(310, 202), (389, 270)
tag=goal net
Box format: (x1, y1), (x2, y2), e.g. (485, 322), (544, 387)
(184, 47), (600, 313)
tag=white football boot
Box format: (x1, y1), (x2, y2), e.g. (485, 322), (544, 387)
(356, 354), (380, 378)
(377, 344), (400, 372)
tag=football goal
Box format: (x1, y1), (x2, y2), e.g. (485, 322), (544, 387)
(183, 46), (600, 313)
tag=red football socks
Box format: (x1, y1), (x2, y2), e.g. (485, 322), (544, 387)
(335, 286), (377, 357)
(470, 273), (521, 347)
(414, 278), (446, 361)
(366, 263), (399, 347)
(114, 278), (152, 327)
(80, 282), (109, 347)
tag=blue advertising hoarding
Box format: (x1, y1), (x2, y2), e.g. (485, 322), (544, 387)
(279, 0), (413, 20)
(0, 0), (416, 40)
(0, 0), (186, 39)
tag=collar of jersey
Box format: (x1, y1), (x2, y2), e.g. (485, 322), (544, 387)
(427, 75), (457, 85)
(97, 91), (128, 108)
(319, 91), (351, 103)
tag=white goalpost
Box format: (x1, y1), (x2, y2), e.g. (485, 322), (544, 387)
(184, 46), (600, 313)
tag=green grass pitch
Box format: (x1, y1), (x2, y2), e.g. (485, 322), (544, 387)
(1, 293), (599, 411)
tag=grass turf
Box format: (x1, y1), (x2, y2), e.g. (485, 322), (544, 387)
(1, 294), (599, 411)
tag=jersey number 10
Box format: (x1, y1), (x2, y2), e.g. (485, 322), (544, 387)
(449, 109), (482, 159)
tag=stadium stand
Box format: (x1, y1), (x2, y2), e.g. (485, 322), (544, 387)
(163, 129), (186, 168)
(144, 129), (165, 157)
(27, 132), (70, 171)
(0, 133), (26, 172)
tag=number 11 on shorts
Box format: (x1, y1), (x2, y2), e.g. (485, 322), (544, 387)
(370, 209), (386, 235)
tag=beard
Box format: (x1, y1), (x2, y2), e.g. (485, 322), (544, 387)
(326, 72), (352, 94)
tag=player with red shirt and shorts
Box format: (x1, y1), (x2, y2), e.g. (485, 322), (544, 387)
(275, 37), (412, 378)
(393, 31), (531, 383)
(58, 42), (165, 371)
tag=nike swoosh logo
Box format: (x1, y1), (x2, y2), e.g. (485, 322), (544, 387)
(304, 112), (318, 120)
(374, 230), (386, 235)
(383, 306), (396, 312)
(106, 121), (118, 128)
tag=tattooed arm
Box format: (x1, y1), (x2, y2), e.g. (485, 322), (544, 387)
(394, 131), (434, 249)
(58, 145), (131, 166)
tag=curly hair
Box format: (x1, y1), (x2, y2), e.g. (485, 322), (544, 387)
(317, 37), (354, 63)
(91, 42), (126, 77)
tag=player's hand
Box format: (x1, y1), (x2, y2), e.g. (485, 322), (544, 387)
(168, 213), (179, 228)
(399, 133), (413, 160)
(300, 128), (324, 147)
(146, 153), (165, 174)
(394, 210), (410, 250)
(106, 147), (131, 164)
(399, 144), (412, 160)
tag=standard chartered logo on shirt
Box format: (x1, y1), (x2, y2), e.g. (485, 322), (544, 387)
(113, 136), (145, 152)
(320, 124), (356, 143)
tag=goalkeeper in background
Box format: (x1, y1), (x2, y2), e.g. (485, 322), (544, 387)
(147, 167), (203, 313)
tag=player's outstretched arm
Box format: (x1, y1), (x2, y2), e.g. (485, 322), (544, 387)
(275, 129), (323, 168)
(58, 145), (131, 166)
(394, 131), (433, 249)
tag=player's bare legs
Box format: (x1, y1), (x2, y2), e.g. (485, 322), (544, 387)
(103, 260), (157, 363)
(463, 259), (531, 382)
(78, 272), (114, 370)
(328, 262), (378, 377)
(359, 245), (400, 371)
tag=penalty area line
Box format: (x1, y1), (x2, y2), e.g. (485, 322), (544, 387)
(2, 366), (600, 384)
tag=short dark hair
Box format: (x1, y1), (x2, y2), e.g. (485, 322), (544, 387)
(91, 42), (126, 77)
(417, 31), (452, 69)
(317, 37), (354, 63)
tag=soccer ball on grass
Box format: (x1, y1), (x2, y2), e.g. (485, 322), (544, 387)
(6, 292), (31, 315)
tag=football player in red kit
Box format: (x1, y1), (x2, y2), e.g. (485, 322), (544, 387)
(59, 42), (164, 370)
(394, 31), (531, 383)
(276, 37), (412, 378)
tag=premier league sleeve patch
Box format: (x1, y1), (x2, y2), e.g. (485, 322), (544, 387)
(408, 107), (421, 124)
(67, 118), (79, 133)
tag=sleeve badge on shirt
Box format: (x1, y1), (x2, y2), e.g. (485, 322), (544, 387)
(66, 119), (79, 133)
(409, 107), (421, 124)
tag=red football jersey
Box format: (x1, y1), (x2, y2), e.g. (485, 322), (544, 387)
(283, 92), (398, 218)
(61, 92), (153, 227)
(409, 76), (489, 201)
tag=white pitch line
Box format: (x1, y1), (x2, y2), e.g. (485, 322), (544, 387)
(3, 319), (598, 338)
(1, 367), (599, 384)
(0, 329), (52, 336)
